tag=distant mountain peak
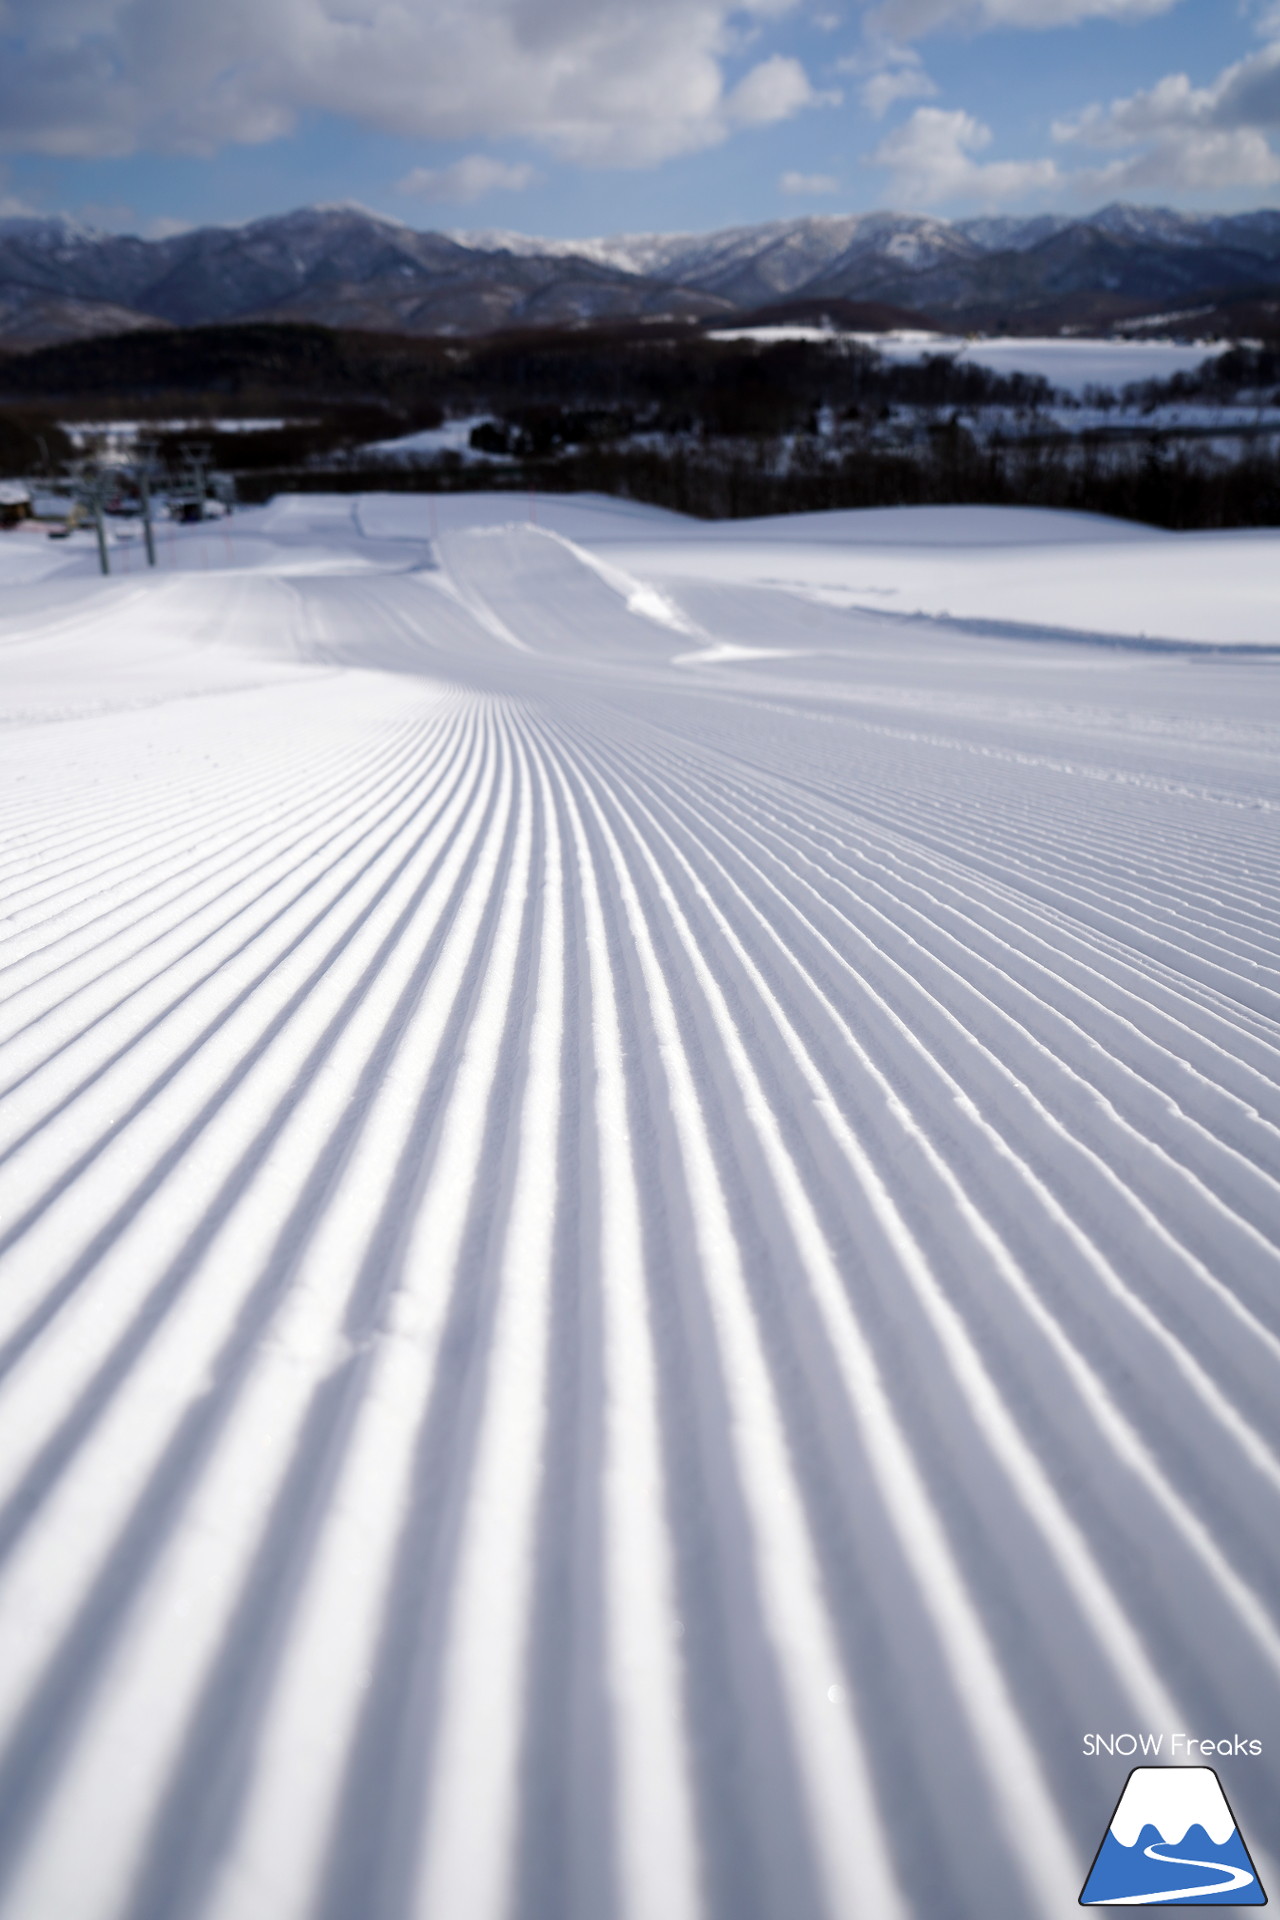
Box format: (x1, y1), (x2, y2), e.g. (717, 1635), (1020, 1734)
(0, 213), (102, 246)
(3, 199), (1280, 351)
(256, 201), (412, 232)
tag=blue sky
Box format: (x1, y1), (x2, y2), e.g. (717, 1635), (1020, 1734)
(1, 0), (1278, 239)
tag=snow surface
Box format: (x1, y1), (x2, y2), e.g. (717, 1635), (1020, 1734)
(363, 414), (508, 463)
(0, 491), (1278, 1920)
(710, 329), (1232, 393)
(866, 335), (1232, 393)
(593, 505), (1280, 648)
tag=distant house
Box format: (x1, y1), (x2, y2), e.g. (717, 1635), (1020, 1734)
(0, 481), (31, 529)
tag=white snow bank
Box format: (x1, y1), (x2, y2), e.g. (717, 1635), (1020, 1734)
(597, 507), (1280, 648)
(354, 488), (689, 544)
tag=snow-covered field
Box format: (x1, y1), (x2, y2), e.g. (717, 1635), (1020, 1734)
(871, 333), (1233, 394)
(364, 414), (505, 464)
(709, 328), (1232, 393)
(1, 491), (1278, 1920)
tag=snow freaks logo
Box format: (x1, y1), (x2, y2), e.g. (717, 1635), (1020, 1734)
(1080, 1767), (1267, 1906)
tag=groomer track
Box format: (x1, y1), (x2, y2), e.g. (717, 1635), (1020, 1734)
(0, 493), (1277, 1920)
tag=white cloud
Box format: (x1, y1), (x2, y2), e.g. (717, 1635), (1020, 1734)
(1082, 129), (1280, 192)
(858, 53), (937, 118)
(867, 60), (1280, 211)
(869, 0), (1176, 32)
(780, 168), (840, 191)
(727, 54), (840, 124)
(870, 105), (1059, 203)
(834, 31), (937, 119)
(1056, 44), (1280, 145)
(0, 0), (832, 168)
(1052, 39), (1280, 191)
(853, 2), (1280, 208)
(398, 156), (539, 203)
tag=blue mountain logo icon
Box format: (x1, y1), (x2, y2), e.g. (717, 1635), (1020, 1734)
(1081, 1766), (1266, 1905)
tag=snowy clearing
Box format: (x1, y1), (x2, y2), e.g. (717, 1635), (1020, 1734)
(363, 415), (509, 464)
(869, 334), (1234, 394)
(1, 492), (1278, 1920)
(708, 329), (1233, 393)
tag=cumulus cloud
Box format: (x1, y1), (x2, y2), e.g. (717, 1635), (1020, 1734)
(862, 63), (937, 116)
(727, 53), (839, 123)
(1053, 39), (1280, 191)
(1056, 45), (1280, 146)
(868, 42), (1280, 211)
(1083, 128), (1280, 192)
(780, 168), (840, 191)
(849, 0), (1280, 209)
(398, 156), (539, 202)
(870, 105), (1059, 203)
(835, 37), (936, 118)
(0, 0), (835, 167)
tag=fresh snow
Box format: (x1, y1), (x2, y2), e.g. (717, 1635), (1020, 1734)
(0, 492), (1278, 1920)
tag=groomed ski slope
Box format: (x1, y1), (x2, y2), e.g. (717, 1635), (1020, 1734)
(0, 492), (1278, 1920)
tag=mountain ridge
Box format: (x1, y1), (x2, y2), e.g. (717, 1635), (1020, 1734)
(2, 201), (1280, 350)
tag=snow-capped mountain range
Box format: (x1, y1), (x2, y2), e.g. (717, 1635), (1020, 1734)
(454, 208), (1070, 289)
(3, 200), (1280, 350)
